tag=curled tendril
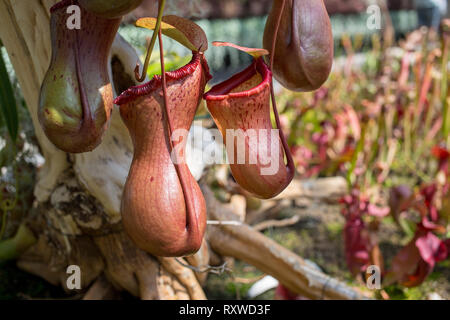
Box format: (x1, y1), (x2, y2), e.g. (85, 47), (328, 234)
(268, 0), (295, 182)
(134, 0), (166, 82)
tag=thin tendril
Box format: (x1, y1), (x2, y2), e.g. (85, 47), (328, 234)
(158, 30), (199, 237)
(269, 0), (285, 72)
(268, 0), (295, 181)
(174, 258), (231, 275)
(134, 0), (166, 82)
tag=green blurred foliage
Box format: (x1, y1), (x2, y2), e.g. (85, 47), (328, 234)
(0, 46), (18, 142)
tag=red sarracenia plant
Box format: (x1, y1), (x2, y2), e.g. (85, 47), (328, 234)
(432, 145), (450, 175)
(389, 185), (414, 225)
(387, 219), (448, 287)
(420, 184), (440, 222)
(340, 189), (389, 277)
(386, 175), (449, 287)
(38, 0), (121, 153)
(418, 145), (450, 223)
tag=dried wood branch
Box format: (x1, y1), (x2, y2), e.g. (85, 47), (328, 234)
(83, 275), (118, 300)
(252, 215), (301, 232)
(273, 177), (348, 201)
(246, 177), (347, 225)
(202, 183), (370, 300)
(158, 257), (207, 300)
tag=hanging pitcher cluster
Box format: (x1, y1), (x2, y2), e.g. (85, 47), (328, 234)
(38, 0), (333, 257)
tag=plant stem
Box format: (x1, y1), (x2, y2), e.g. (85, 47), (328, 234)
(134, 0), (166, 82)
(268, 0), (295, 184)
(158, 30), (199, 237)
(441, 30), (449, 145)
(0, 224), (36, 262)
(269, 0), (285, 72)
(347, 121), (367, 188)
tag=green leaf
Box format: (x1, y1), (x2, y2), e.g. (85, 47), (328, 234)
(136, 15), (208, 52)
(0, 49), (18, 142)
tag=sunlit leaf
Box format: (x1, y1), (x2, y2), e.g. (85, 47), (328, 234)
(136, 15), (208, 52)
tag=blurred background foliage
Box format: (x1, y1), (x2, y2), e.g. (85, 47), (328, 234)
(120, 9), (419, 80)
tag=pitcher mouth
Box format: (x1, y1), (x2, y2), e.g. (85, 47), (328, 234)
(114, 52), (211, 106)
(204, 57), (271, 102)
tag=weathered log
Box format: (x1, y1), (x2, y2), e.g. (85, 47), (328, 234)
(246, 177), (348, 225)
(203, 184), (369, 300)
(273, 177), (348, 201)
(83, 275), (118, 300)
